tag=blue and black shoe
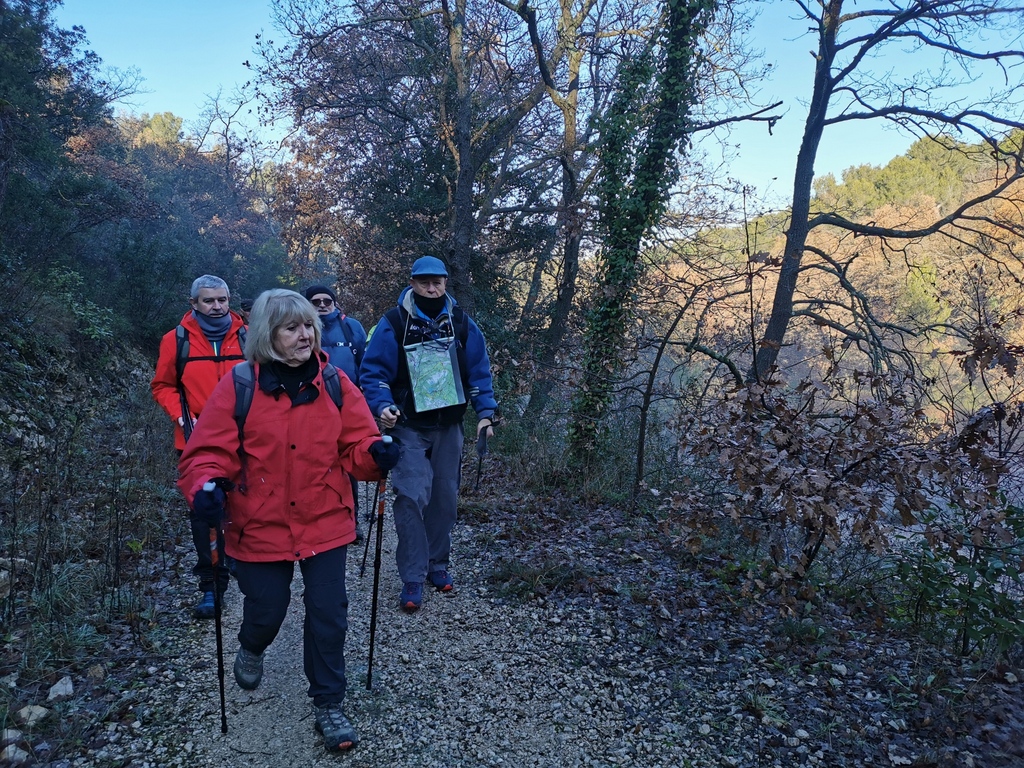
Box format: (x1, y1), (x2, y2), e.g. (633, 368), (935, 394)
(428, 570), (454, 592)
(399, 581), (422, 611)
(193, 591), (216, 620)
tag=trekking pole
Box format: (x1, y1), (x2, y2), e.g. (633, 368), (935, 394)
(359, 480), (380, 577)
(178, 388), (196, 442)
(366, 435), (392, 690)
(182, 396), (228, 732)
(202, 481), (229, 734)
(474, 426), (489, 492)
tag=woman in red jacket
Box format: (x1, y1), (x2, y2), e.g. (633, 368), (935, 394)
(178, 289), (400, 753)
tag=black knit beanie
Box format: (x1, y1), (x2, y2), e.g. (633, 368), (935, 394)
(304, 285), (337, 303)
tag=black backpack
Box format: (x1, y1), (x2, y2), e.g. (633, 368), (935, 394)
(231, 361), (343, 423)
(230, 361), (343, 492)
(174, 324), (247, 387)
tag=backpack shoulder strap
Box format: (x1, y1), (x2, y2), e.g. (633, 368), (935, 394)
(321, 363), (344, 408)
(338, 315), (355, 347)
(175, 325), (189, 385)
(233, 361), (342, 429)
(232, 361), (257, 428)
(384, 306), (406, 340)
(177, 324), (246, 379)
(230, 361), (256, 494)
(452, 306), (468, 347)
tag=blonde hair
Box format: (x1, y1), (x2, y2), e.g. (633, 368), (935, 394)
(245, 289), (322, 364)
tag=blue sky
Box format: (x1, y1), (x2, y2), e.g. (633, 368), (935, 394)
(54, 0), (923, 199)
(55, 0), (275, 125)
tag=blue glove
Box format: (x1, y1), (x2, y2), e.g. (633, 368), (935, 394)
(193, 484), (226, 526)
(369, 438), (401, 471)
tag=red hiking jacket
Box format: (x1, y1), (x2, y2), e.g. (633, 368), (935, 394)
(176, 358), (383, 561)
(150, 310), (247, 450)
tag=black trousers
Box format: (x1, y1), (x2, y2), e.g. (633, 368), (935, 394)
(234, 545), (350, 706)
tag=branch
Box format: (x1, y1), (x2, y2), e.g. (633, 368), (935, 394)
(686, 342), (745, 386)
(687, 101), (784, 136)
(809, 166), (1024, 238)
(824, 103), (1024, 138)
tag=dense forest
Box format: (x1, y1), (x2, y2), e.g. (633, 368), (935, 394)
(2, 0), (1023, 763)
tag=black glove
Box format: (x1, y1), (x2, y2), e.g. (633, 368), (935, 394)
(193, 484), (226, 526)
(369, 438), (401, 472)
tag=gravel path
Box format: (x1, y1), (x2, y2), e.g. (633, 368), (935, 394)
(69, 483), (1022, 768)
(138, 497), (753, 768)
(173, 513), (721, 768)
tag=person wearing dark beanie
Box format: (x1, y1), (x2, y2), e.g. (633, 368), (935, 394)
(358, 255), (499, 611)
(304, 283), (369, 542)
(304, 285), (337, 304)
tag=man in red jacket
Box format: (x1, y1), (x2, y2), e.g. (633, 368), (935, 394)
(151, 275), (246, 619)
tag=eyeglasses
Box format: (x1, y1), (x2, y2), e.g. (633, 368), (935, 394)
(310, 298), (334, 307)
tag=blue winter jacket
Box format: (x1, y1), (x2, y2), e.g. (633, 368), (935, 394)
(319, 309), (366, 386)
(359, 287), (496, 428)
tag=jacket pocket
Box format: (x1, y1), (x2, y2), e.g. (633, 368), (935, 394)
(228, 485), (275, 540)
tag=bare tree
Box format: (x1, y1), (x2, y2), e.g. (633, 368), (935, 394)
(750, 0), (1024, 383)
(253, 0), (554, 311)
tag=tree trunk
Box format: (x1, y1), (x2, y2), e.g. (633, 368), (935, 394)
(749, 0), (841, 382)
(442, 0), (478, 313)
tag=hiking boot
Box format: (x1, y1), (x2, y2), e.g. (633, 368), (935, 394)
(428, 569), (453, 592)
(399, 581), (422, 611)
(314, 702), (359, 752)
(193, 591), (216, 619)
(233, 646), (264, 690)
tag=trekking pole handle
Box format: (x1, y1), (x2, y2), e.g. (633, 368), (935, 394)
(202, 478), (235, 493)
(381, 435), (393, 444)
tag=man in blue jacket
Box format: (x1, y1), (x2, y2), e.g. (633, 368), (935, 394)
(305, 284), (369, 541)
(304, 285), (366, 386)
(359, 256), (498, 611)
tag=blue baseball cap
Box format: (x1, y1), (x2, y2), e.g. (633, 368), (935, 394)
(410, 255), (449, 278)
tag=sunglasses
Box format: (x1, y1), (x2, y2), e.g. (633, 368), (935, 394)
(310, 298), (334, 307)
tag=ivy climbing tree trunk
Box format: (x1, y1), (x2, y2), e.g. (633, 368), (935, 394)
(568, 0), (717, 459)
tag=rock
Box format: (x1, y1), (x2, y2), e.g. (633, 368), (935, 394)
(1, 727), (23, 746)
(47, 676), (73, 701)
(15, 705), (48, 727)
(0, 744), (30, 764)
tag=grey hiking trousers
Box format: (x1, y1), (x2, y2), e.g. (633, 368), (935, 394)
(389, 423), (463, 584)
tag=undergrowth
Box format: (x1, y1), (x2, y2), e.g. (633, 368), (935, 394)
(0, 312), (180, 753)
